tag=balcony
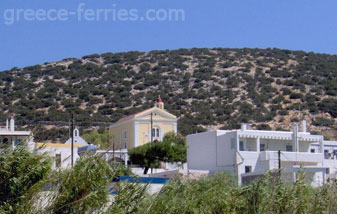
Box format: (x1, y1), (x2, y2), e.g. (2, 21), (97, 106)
(259, 151), (324, 163)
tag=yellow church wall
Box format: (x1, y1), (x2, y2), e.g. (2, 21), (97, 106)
(110, 121), (135, 150)
(109, 104), (178, 149)
(138, 123), (150, 146)
(160, 123), (175, 135)
(137, 123), (175, 146)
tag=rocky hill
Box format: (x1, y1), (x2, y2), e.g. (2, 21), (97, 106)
(1, 48), (337, 142)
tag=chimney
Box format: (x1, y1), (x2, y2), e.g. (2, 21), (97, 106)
(301, 120), (307, 133)
(241, 123), (248, 131)
(10, 118), (15, 132)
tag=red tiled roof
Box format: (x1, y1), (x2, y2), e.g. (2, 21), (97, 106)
(116, 109), (148, 123)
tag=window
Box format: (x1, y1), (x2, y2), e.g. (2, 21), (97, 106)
(310, 149), (315, 153)
(260, 144), (265, 151)
(245, 166), (252, 173)
(55, 154), (61, 168)
(124, 131), (127, 139)
(239, 141), (244, 151)
(152, 128), (160, 138)
(286, 145), (293, 152)
(324, 150), (329, 159)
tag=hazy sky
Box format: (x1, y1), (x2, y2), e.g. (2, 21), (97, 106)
(1, 0), (337, 71)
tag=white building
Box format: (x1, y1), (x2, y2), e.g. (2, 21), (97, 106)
(65, 128), (88, 145)
(311, 140), (337, 179)
(187, 121), (336, 187)
(35, 128), (88, 169)
(0, 118), (34, 150)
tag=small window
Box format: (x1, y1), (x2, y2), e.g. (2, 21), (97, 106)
(124, 131), (127, 139)
(310, 149), (315, 153)
(156, 128), (160, 138)
(324, 150), (329, 159)
(151, 128), (156, 138)
(245, 166), (252, 173)
(239, 141), (244, 151)
(55, 154), (61, 168)
(286, 145), (293, 152)
(260, 144), (265, 151)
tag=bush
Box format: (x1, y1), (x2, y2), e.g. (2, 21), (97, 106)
(256, 123), (272, 130)
(0, 146), (52, 213)
(312, 117), (335, 127)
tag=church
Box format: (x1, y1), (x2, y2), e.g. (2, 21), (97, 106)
(110, 97), (178, 149)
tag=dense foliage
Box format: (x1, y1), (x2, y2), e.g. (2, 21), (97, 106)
(128, 132), (186, 174)
(1, 146), (336, 213)
(82, 130), (113, 149)
(1, 48), (337, 141)
(0, 146), (52, 213)
(137, 172), (337, 214)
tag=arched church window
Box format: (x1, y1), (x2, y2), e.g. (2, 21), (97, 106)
(152, 128), (156, 138)
(152, 128), (160, 138)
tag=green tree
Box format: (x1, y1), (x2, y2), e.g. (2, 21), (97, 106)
(82, 130), (114, 149)
(128, 132), (186, 174)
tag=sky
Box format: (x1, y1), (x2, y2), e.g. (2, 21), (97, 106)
(1, 0), (337, 71)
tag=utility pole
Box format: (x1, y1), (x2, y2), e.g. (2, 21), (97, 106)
(150, 112), (153, 143)
(278, 150), (281, 177)
(71, 114), (74, 168)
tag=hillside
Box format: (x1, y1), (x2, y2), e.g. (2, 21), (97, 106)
(1, 48), (337, 142)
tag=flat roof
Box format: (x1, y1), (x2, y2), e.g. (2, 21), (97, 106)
(0, 130), (31, 136)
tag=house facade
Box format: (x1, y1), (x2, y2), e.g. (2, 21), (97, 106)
(187, 121), (335, 187)
(310, 140), (337, 179)
(110, 97), (178, 150)
(0, 118), (34, 150)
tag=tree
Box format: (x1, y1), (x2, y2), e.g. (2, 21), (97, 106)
(82, 130), (114, 149)
(128, 132), (186, 174)
(161, 132), (187, 163)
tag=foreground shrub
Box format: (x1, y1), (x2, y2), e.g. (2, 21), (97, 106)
(2, 147), (337, 214)
(44, 155), (113, 214)
(139, 172), (337, 214)
(0, 146), (52, 213)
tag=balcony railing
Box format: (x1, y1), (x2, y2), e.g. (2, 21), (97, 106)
(259, 151), (324, 163)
